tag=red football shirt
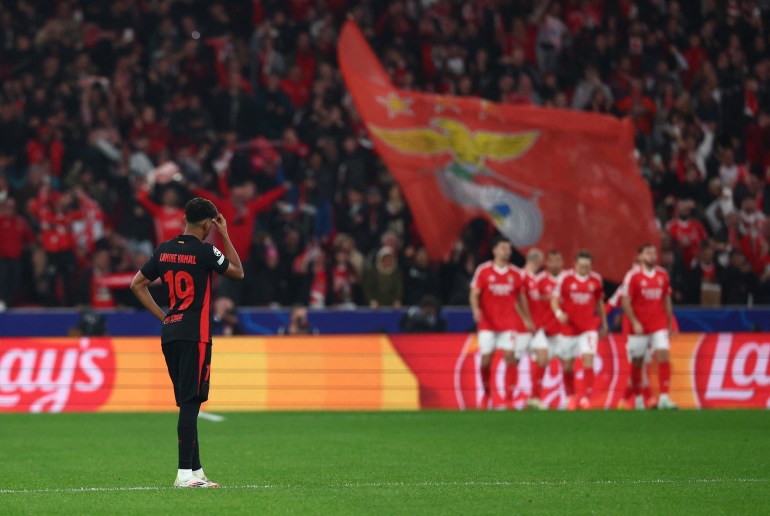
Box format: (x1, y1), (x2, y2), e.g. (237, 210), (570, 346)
(0, 215), (35, 259)
(554, 269), (604, 336)
(666, 219), (707, 266)
(520, 269), (540, 331)
(622, 266), (672, 333)
(136, 190), (184, 244)
(470, 261), (525, 332)
(536, 271), (563, 336)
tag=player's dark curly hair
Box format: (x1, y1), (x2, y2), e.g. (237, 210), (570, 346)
(185, 197), (218, 224)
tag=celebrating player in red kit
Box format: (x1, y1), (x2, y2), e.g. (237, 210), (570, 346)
(515, 248), (548, 410)
(621, 244), (677, 409)
(470, 237), (535, 409)
(528, 249), (565, 409)
(551, 251), (608, 410)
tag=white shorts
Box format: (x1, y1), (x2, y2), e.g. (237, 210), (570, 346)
(478, 330), (515, 355)
(627, 330), (670, 360)
(531, 329), (556, 352)
(555, 331), (598, 360)
(513, 332), (538, 359)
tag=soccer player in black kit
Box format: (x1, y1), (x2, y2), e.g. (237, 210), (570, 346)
(130, 198), (244, 488)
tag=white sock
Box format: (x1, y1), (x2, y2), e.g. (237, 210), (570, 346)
(178, 468), (193, 479)
(193, 468), (204, 477)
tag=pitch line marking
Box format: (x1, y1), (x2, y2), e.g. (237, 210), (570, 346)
(0, 478), (767, 494)
(198, 412), (226, 422)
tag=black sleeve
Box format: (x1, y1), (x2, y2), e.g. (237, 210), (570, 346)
(140, 252), (160, 281)
(201, 243), (230, 275)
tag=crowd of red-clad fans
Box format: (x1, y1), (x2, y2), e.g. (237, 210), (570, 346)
(1, 0), (770, 312)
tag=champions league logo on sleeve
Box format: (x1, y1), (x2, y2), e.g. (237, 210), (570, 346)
(212, 246), (225, 265)
(369, 118), (544, 248)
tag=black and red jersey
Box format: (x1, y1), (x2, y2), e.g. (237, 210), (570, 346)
(140, 234), (230, 344)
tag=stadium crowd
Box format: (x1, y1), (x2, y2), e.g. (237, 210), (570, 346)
(1, 0), (770, 311)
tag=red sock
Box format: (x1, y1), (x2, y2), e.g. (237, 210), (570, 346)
(481, 366), (491, 395)
(642, 385), (653, 400)
(583, 368), (594, 398)
(531, 363), (545, 399)
(505, 363), (518, 399)
(658, 361), (671, 394)
(630, 364), (643, 396)
(622, 382), (633, 400)
(563, 370), (575, 396)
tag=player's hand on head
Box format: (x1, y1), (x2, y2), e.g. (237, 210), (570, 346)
(211, 214), (228, 233)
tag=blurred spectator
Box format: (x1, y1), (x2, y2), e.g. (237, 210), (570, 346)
(722, 250), (758, 305)
(660, 247), (686, 304)
(667, 201), (708, 267)
(364, 247), (403, 308)
(442, 246), (478, 306)
(211, 297), (243, 336)
(685, 243), (723, 306)
(70, 306), (108, 337)
(243, 232), (281, 306)
(191, 172), (288, 303)
(277, 305), (319, 335)
(328, 246), (360, 308)
(399, 295), (447, 333)
(404, 246), (439, 306)
(0, 198), (35, 309)
(136, 182), (184, 245)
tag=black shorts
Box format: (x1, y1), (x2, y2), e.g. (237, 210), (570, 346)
(162, 340), (212, 406)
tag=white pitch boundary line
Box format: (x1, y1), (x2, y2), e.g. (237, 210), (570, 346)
(0, 478), (766, 494)
(198, 412), (226, 422)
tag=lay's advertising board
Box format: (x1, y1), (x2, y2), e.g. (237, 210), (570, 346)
(0, 334), (768, 413)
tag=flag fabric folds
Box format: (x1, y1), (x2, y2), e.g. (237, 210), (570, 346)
(337, 21), (658, 282)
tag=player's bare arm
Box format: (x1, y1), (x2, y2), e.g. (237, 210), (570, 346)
(551, 296), (567, 324)
(516, 291), (535, 333)
(130, 272), (166, 322)
(596, 298), (609, 338)
(211, 214), (245, 281)
(621, 295), (643, 335)
(663, 294), (675, 336)
(469, 288), (481, 323)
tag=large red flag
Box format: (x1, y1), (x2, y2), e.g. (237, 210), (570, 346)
(337, 22), (658, 282)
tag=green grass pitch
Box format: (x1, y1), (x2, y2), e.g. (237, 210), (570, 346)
(2, 411), (769, 515)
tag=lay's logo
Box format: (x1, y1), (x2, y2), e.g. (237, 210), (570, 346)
(694, 334), (770, 409)
(0, 338), (115, 413)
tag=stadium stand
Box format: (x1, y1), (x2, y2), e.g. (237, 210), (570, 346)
(1, 0), (769, 310)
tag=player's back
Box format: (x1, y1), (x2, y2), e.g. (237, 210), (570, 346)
(142, 234), (229, 344)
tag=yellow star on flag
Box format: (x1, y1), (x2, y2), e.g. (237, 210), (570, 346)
(376, 92), (415, 119)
